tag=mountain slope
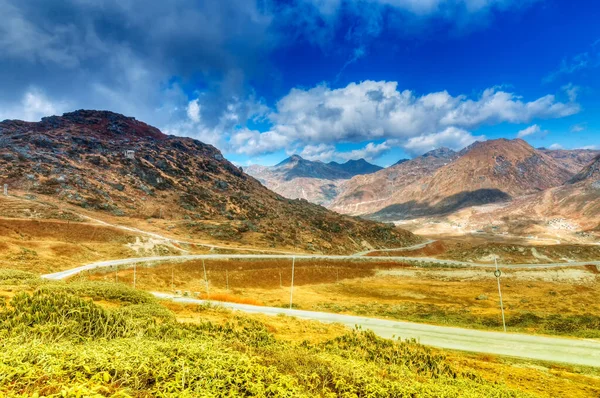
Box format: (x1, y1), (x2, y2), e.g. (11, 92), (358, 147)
(369, 139), (574, 221)
(246, 155), (381, 205)
(474, 155), (600, 233)
(0, 110), (420, 253)
(330, 148), (458, 215)
(538, 148), (600, 174)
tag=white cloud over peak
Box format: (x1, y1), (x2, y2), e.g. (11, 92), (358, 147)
(516, 124), (541, 138)
(404, 127), (484, 156)
(225, 80), (578, 158)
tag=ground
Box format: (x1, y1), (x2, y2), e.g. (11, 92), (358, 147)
(80, 257), (600, 338)
(1, 273), (600, 397)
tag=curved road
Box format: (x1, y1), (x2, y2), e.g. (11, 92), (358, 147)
(41, 253), (600, 281)
(155, 293), (600, 367)
(40, 251), (600, 367)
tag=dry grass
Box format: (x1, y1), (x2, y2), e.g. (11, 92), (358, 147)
(85, 259), (600, 336)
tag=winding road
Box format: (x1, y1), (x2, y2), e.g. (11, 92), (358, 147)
(40, 249), (600, 367)
(154, 293), (600, 367)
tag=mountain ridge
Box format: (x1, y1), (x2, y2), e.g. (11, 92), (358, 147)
(0, 110), (420, 253)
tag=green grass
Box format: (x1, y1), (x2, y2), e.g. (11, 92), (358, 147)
(0, 273), (531, 397)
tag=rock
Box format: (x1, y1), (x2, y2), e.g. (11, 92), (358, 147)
(476, 294), (488, 301)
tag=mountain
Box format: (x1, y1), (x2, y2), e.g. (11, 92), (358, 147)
(327, 158), (383, 176)
(367, 139), (574, 221)
(245, 155), (382, 205)
(474, 154), (600, 233)
(568, 154), (600, 184)
(0, 110), (420, 253)
(329, 148), (458, 215)
(538, 148), (600, 174)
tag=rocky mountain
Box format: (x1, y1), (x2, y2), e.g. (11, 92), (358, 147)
(329, 148), (458, 215)
(538, 148), (600, 174)
(327, 158), (383, 176)
(246, 155), (382, 205)
(367, 139), (575, 221)
(568, 154), (600, 185)
(476, 154), (600, 232)
(0, 110), (420, 254)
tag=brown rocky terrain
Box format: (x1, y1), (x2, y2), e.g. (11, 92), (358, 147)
(0, 110), (420, 254)
(538, 148), (600, 174)
(246, 155), (381, 205)
(478, 154), (600, 232)
(330, 148), (457, 215)
(367, 139), (575, 221)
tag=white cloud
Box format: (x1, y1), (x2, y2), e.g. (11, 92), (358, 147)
(570, 123), (586, 133)
(229, 81), (577, 158)
(577, 145), (598, 150)
(517, 124), (541, 138)
(549, 143), (564, 150)
(229, 129), (290, 156)
(298, 144), (338, 161)
(404, 127), (484, 156)
(544, 41), (600, 83)
(562, 83), (580, 102)
(0, 87), (69, 122)
(186, 99), (201, 123)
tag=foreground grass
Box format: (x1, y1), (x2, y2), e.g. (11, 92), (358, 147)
(0, 270), (543, 397)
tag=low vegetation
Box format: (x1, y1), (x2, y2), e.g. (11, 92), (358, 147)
(0, 271), (542, 397)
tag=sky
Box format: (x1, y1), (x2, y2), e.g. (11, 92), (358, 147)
(1, 0), (599, 167)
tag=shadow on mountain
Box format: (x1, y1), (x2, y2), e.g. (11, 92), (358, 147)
(367, 189), (512, 221)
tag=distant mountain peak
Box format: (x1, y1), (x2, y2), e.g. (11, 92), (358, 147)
(420, 147), (456, 159)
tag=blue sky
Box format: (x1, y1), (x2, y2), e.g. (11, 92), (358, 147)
(1, 0), (599, 166)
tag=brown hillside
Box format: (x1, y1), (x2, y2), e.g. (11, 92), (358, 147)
(330, 148), (457, 215)
(0, 110), (420, 254)
(369, 139), (574, 221)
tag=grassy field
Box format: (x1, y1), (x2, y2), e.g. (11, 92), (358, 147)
(83, 258), (600, 337)
(2, 270), (600, 397)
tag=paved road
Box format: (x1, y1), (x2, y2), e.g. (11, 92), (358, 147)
(39, 252), (600, 366)
(41, 253), (600, 281)
(154, 293), (600, 367)
(353, 239), (437, 256)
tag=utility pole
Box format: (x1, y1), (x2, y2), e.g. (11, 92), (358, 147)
(289, 256), (295, 309)
(279, 270), (282, 288)
(202, 259), (209, 299)
(495, 257), (507, 332)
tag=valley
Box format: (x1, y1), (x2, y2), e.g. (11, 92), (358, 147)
(1, 110), (600, 397)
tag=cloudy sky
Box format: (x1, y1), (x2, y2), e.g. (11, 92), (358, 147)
(1, 0), (598, 166)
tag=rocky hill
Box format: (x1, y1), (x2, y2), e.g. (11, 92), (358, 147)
(475, 154), (600, 233)
(0, 110), (420, 253)
(246, 155), (381, 205)
(329, 148), (458, 215)
(368, 139), (574, 221)
(538, 148), (600, 174)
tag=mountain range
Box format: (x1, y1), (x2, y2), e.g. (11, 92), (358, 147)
(249, 137), (600, 236)
(0, 110), (420, 254)
(246, 155), (382, 205)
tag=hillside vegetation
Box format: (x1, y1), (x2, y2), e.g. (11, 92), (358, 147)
(0, 270), (537, 397)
